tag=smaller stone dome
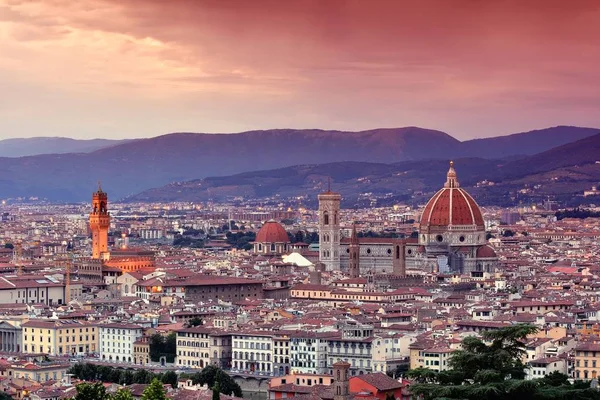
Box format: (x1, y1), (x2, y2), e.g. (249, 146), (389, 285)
(476, 245), (497, 258)
(255, 220), (290, 243)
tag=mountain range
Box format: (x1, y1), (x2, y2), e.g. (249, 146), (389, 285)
(0, 137), (129, 157)
(129, 133), (600, 207)
(0, 126), (598, 202)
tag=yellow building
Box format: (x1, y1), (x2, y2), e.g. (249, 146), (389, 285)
(574, 342), (600, 380)
(176, 326), (211, 368)
(8, 361), (70, 383)
(133, 336), (151, 365)
(409, 343), (454, 372)
(22, 320), (98, 356)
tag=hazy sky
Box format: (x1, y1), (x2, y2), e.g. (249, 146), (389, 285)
(1, 0), (599, 140)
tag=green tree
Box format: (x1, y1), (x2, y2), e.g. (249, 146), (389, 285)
(187, 317), (204, 327)
(133, 368), (155, 384)
(212, 379), (221, 400)
(74, 382), (110, 400)
(149, 333), (176, 363)
(161, 370), (178, 389)
(191, 365), (242, 397)
(409, 324), (600, 400)
(142, 378), (168, 400)
(0, 392), (12, 400)
(4, 243), (13, 249)
(120, 370), (135, 385)
(111, 389), (135, 400)
(540, 371), (569, 387)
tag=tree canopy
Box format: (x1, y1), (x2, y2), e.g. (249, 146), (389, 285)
(73, 382), (110, 400)
(141, 378), (168, 400)
(149, 332), (177, 363)
(190, 365), (242, 397)
(409, 324), (600, 400)
(111, 389), (135, 400)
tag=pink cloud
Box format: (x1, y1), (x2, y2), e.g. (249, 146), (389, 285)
(0, 0), (599, 139)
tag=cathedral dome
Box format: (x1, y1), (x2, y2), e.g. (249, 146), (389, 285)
(255, 220), (290, 243)
(419, 161), (485, 234)
(476, 245), (497, 258)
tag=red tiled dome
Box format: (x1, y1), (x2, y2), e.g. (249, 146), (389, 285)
(476, 245), (497, 258)
(420, 162), (485, 232)
(255, 220), (290, 243)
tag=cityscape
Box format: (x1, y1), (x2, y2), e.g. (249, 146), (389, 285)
(2, 1), (600, 400)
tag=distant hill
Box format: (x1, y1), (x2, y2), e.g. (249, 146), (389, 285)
(0, 137), (129, 157)
(459, 126), (600, 158)
(124, 158), (501, 205)
(128, 133), (600, 206)
(499, 133), (600, 178)
(0, 126), (598, 202)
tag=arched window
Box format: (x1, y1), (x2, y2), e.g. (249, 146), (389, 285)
(323, 212), (329, 225)
(396, 246), (400, 259)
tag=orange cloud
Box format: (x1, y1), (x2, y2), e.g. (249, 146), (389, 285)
(1, 0), (599, 139)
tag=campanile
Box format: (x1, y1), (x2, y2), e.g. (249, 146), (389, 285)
(89, 183), (110, 259)
(318, 183), (341, 271)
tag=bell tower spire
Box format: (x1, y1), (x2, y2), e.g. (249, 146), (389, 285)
(89, 183), (110, 259)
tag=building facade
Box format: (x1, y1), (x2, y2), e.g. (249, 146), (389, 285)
(327, 321), (374, 376)
(99, 323), (143, 363)
(273, 333), (291, 376)
(22, 320), (98, 356)
(290, 332), (332, 375)
(232, 332), (274, 375)
(0, 320), (22, 353)
(176, 326), (212, 368)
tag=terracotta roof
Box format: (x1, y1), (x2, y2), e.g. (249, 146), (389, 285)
(256, 220), (290, 243)
(419, 163), (484, 231)
(477, 245), (498, 258)
(352, 373), (403, 391)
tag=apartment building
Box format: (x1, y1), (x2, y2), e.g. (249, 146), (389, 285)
(22, 320), (98, 356)
(232, 332), (274, 375)
(99, 322), (143, 363)
(176, 326), (211, 368)
(290, 332), (334, 375)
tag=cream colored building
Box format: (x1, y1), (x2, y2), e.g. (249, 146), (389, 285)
(371, 334), (416, 373)
(22, 320), (98, 356)
(176, 326), (212, 368)
(0, 276), (70, 306)
(409, 345), (454, 372)
(9, 362), (70, 384)
(133, 336), (150, 365)
(99, 322), (143, 363)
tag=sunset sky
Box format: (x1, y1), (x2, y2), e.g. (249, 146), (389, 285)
(1, 0), (599, 140)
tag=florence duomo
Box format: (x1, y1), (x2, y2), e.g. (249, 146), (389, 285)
(320, 161), (498, 278)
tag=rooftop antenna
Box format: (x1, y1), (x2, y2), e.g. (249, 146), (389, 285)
(328, 177), (331, 192)
(97, 180), (102, 192)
